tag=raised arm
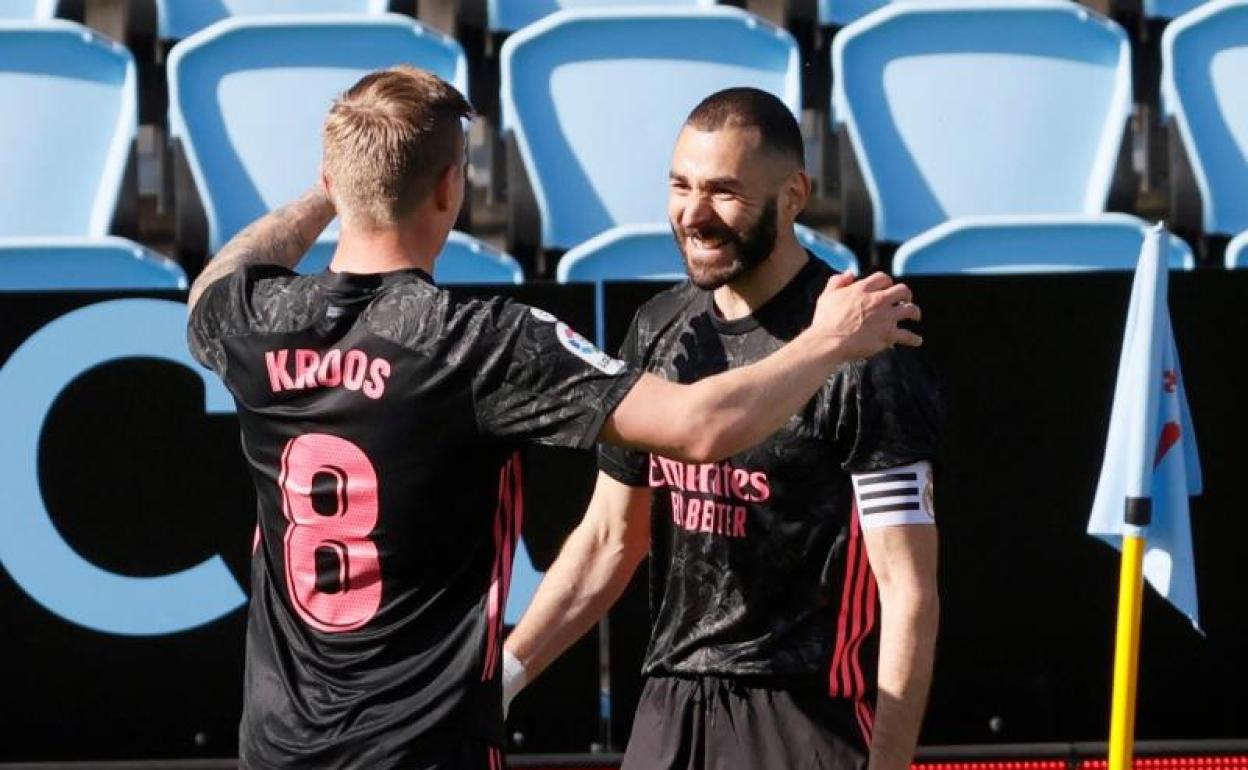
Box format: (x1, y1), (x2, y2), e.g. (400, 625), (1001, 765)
(600, 272), (922, 463)
(187, 184), (335, 312)
(502, 472), (651, 710)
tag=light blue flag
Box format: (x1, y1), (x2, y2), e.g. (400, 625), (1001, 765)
(1088, 223), (1203, 632)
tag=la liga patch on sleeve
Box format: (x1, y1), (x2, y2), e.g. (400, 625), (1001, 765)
(555, 322), (627, 375)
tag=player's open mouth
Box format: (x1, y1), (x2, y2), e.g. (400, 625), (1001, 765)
(690, 235), (729, 251)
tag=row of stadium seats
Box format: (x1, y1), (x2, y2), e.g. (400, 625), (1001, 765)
(4, 0), (1220, 47)
(820, 0), (1211, 26)
(2, 1), (1247, 295)
(7, 0), (1219, 123)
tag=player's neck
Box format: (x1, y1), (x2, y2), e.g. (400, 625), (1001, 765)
(713, 231), (808, 322)
(329, 222), (437, 276)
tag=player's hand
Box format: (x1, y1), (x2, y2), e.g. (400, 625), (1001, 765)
(811, 272), (922, 360)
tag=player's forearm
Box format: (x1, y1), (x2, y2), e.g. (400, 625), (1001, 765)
(679, 326), (846, 461)
(869, 589), (939, 770)
(188, 185), (335, 310)
(504, 516), (648, 681)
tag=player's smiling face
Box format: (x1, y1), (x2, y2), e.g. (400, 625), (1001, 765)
(668, 125), (779, 290)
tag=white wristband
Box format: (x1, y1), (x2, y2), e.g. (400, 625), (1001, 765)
(502, 648), (527, 717)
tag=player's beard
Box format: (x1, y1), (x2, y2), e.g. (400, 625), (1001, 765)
(673, 197), (778, 291)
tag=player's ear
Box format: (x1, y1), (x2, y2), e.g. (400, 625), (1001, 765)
(432, 163), (454, 213)
(320, 168), (334, 202)
(784, 168), (811, 220)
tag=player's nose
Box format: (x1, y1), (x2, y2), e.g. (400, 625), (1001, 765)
(680, 193), (715, 231)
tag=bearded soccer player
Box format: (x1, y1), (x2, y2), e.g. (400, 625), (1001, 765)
(185, 69), (921, 769)
(503, 87), (941, 770)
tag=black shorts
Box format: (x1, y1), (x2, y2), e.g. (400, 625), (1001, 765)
(622, 675), (872, 770)
(240, 739), (502, 770)
(412, 740), (503, 770)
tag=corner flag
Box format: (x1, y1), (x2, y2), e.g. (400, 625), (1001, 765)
(1087, 223), (1203, 631)
(1088, 223), (1204, 770)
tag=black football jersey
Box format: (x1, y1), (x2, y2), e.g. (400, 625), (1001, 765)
(599, 257), (939, 703)
(188, 266), (639, 769)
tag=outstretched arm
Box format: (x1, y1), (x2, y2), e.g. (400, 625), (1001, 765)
(187, 184), (335, 312)
(502, 473), (651, 709)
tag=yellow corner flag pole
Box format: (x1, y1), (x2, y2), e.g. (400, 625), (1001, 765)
(1108, 529), (1147, 770)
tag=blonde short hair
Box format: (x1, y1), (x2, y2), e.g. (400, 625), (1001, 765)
(322, 66), (474, 229)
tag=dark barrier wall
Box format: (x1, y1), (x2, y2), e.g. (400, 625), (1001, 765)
(1, 273), (1246, 761)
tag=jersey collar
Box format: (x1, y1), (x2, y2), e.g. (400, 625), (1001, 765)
(706, 252), (824, 336)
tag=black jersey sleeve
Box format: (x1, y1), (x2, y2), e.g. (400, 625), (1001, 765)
(470, 302), (642, 450)
(187, 264), (300, 375)
(836, 345), (941, 474)
(597, 313), (651, 487)
(187, 270), (245, 375)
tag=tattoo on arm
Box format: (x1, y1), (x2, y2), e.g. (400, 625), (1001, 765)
(187, 185), (335, 311)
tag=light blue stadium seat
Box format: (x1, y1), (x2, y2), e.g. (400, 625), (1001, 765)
(500, 7), (801, 253)
(1161, 0), (1248, 240)
(0, 20), (165, 286)
(167, 15), (468, 256)
(1225, 230), (1248, 269)
(820, 0), (889, 28)
(557, 222), (856, 345)
(0, 21), (136, 238)
(0, 0), (59, 21)
(557, 223), (690, 286)
(822, 0), (982, 30)
(489, 0), (717, 34)
(832, 1), (1133, 246)
(156, 0), (390, 41)
(0, 237), (188, 290)
(296, 232), (524, 283)
(892, 214), (1196, 276)
(1146, 0), (1207, 20)
(796, 224), (861, 275)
